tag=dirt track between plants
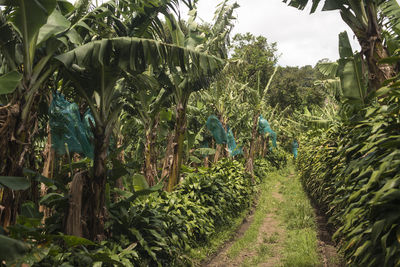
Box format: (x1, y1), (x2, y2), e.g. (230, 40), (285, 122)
(203, 180), (285, 267)
(202, 171), (343, 267)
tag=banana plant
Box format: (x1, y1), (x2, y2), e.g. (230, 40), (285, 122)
(55, 36), (223, 239)
(282, 0), (396, 92)
(163, 2), (237, 191)
(316, 31), (368, 110)
(123, 72), (173, 186)
(0, 0), (91, 228)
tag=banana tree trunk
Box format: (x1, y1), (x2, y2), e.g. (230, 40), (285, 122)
(167, 100), (188, 192)
(161, 132), (174, 185)
(357, 3), (395, 92)
(144, 118), (159, 186)
(262, 136), (269, 158)
(204, 155), (209, 168)
(214, 145), (222, 163)
(246, 112), (259, 179)
(0, 101), (38, 228)
(256, 135), (262, 158)
(214, 115), (227, 163)
(115, 134), (125, 192)
(65, 171), (85, 237)
(84, 126), (110, 241)
(40, 124), (55, 219)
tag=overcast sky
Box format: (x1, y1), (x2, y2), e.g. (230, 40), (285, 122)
(188, 0), (361, 67)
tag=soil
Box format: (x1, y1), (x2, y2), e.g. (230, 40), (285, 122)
(203, 182), (285, 267)
(201, 173), (343, 267)
(314, 208), (345, 267)
(201, 199), (257, 267)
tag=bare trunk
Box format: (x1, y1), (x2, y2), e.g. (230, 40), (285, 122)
(115, 135), (125, 191)
(84, 127), (110, 241)
(204, 156), (209, 168)
(167, 100), (188, 192)
(65, 172), (85, 237)
(40, 125), (55, 219)
(262, 136), (269, 158)
(245, 112), (259, 179)
(214, 145), (222, 163)
(144, 130), (156, 186)
(256, 135), (262, 158)
(143, 118), (159, 187)
(161, 132), (174, 185)
(0, 102), (38, 228)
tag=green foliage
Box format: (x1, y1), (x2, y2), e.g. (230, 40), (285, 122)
(254, 158), (276, 179)
(297, 84), (400, 266)
(0, 176), (30, 190)
(0, 71), (22, 95)
(0, 235), (29, 262)
(20, 159), (259, 266)
(230, 33), (277, 91)
(264, 147), (289, 170)
(268, 65), (326, 115)
(102, 159), (257, 265)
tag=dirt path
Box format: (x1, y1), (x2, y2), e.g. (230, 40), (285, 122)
(203, 179), (285, 267)
(202, 169), (342, 267)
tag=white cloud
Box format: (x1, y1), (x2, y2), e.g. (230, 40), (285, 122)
(191, 0), (361, 67)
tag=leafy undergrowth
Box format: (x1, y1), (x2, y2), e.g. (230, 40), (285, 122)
(296, 87), (400, 266)
(2, 155), (287, 267)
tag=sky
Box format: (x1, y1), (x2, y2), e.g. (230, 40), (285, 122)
(186, 0), (361, 67)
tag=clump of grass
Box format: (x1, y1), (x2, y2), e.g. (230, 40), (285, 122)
(282, 229), (320, 267)
(263, 231), (279, 244)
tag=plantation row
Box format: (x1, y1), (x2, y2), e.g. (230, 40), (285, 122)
(2, 0), (400, 266)
(297, 85), (400, 266)
(286, 1), (400, 266)
(2, 158), (286, 266)
(0, 0), (299, 265)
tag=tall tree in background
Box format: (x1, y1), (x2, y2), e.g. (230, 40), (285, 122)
(268, 65), (325, 115)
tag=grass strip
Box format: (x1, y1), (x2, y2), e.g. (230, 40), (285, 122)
(279, 166), (321, 267)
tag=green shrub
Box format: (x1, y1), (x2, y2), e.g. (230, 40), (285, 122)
(264, 147), (289, 170)
(297, 87), (400, 266)
(13, 158), (274, 266)
(104, 159), (254, 266)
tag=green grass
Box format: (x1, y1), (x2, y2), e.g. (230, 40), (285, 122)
(281, 229), (320, 267)
(263, 231), (279, 244)
(190, 165), (322, 267)
(279, 166), (321, 267)
(227, 170), (280, 259)
(240, 244), (274, 267)
(188, 200), (253, 265)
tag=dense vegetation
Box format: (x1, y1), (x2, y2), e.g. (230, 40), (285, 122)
(1, 0), (400, 266)
(286, 0), (400, 265)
